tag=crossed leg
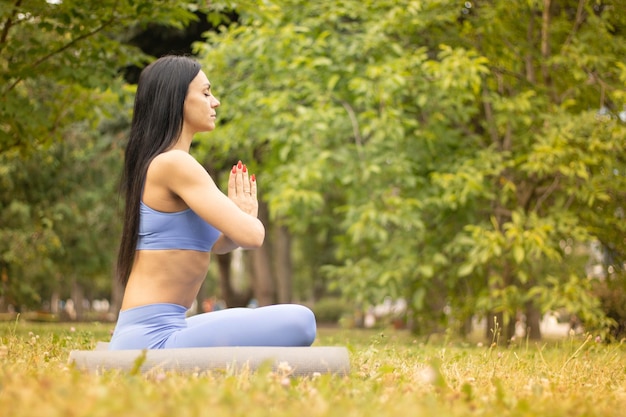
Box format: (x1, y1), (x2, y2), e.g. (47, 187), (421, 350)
(164, 304), (317, 348)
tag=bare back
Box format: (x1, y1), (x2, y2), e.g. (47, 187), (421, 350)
(121, 250), (210, 310)
(120, 154), (212, 310)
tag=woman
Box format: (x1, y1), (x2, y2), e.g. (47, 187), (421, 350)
(109, 55), (317, 350)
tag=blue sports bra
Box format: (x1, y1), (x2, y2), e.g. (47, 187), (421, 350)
(136, 201), (221, 251)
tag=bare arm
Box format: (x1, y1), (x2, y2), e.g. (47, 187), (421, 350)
(151, 151), (265, 250)
(210, 234), (238, 254)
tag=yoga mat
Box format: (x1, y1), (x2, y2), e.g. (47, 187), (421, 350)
(68, 343), (350, 377)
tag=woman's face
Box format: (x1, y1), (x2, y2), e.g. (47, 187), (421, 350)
(183, 70), (220, 134)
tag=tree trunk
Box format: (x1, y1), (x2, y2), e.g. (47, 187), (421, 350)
(506, 316), (516, 343)
(0, 263), (7, 313)
(217, 252), (251, 307)
(72, 279), (84, 321)
(525, 7), (536, 83)
(249, 199), (275, 306)
(459, 316), (473, 338)
(274, 225), (292, 303)
(485, 262), (515, 344)
(525, 301), (543, 340)
(540, 0), (552, 87)
(110, 270), (124, 317)
(251, 244), (275, 306)
(50, 290), (60, 315)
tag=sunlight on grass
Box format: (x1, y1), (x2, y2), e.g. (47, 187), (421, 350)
(1, 320), (625, 417)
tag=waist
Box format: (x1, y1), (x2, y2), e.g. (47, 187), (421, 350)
(122, 251), (210, 309)
(110, 303), (189, 349)
(117, 303), (189, 321)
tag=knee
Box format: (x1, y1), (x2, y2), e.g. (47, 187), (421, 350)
(292, 305), (317, 346)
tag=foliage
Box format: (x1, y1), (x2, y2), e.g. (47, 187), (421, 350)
(1, 323), (626, 417)
(1, 0), (624, 339)
(310, 297), (352, 324)
(0, 88), (126, 308)
(197, 0), (626, 336)
(592, 272), (626, 340)
(0, 0), (215, 308)
(0, 0), (203, 152)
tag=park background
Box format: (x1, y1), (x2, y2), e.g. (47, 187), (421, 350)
(0, 0), (625, 343)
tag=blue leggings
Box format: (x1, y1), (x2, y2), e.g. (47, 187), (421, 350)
(108, 303), (317, 350)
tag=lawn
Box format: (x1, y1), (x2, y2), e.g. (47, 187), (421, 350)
(1, 319), (625, 417)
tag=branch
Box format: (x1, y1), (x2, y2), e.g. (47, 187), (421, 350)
(562, 0), (586, 49)
(481, 86), (500, 146)
(0, 0), (22, 52)
(3, 2), (119, 94)
(336, 98), (365, 163)
(502, 120), (512, 152)
(540, 0), (552, 86)
(525, 5), (536, 83)
(534, 176), (560, 213)
(492, 205), (512, 220)
(518, 178), (537, 212)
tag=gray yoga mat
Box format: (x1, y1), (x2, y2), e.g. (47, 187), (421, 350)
(68, 342), (350, 376)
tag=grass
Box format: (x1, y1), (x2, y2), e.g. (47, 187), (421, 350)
(1, 319), (625, 417)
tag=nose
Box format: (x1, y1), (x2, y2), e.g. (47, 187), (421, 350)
(211, 96), (220, 108)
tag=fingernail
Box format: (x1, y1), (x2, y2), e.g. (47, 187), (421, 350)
(231, 165), (237, 174)
(237, 160), (243, 169)
(251, 174), (256, 182)
(242, 164), (247, 173)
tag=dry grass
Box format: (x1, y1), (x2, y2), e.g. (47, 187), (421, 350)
(1, 320), (625, 417)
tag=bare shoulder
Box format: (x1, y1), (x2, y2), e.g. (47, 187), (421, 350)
(152, 149), (200, 168)
(150, 150), (207, 180)
(147, 151), (219, 207)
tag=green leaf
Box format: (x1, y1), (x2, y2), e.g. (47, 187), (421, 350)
(458, 263), (474, 278)
(513, 246), (525, 264)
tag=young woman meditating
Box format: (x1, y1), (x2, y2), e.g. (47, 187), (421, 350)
(108, 55), (316, 350)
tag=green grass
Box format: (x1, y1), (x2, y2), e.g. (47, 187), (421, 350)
(1, 320), (625, 417)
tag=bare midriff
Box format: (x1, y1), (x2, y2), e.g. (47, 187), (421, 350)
(120, 249), (211, 311)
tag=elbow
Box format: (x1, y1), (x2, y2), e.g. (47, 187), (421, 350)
(249, 222), (265, 249)
(239, 220), (265, 249)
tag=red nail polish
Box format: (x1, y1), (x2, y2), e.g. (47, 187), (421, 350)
(242, 164), (247, 173)
(251, 174), (256, 182)
(231, 165), (237, 174)
(237, 160), (243, 169)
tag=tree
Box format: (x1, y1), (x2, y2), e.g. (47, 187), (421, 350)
(0, 0), (211, 311)
(196, 0), (625, 338)
(442, 0), (626, 340)
(0, 85), (134, 313)
(0, 0), (206, 151)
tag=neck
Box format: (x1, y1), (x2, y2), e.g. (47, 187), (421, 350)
(174, 128), (195, 152)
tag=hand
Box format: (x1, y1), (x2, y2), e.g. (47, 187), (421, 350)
(227, 160), (258, 217)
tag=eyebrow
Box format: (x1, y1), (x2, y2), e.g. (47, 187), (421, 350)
(203, 83), (211, 89)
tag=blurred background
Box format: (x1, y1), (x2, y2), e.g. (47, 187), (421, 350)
(1, 0), (624, 343)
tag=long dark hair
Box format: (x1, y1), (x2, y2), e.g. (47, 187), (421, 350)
(117, 55), (202, 285)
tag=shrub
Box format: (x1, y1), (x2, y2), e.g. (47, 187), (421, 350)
(592, 273), (626, 340)
(311, 297), (352, 324)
